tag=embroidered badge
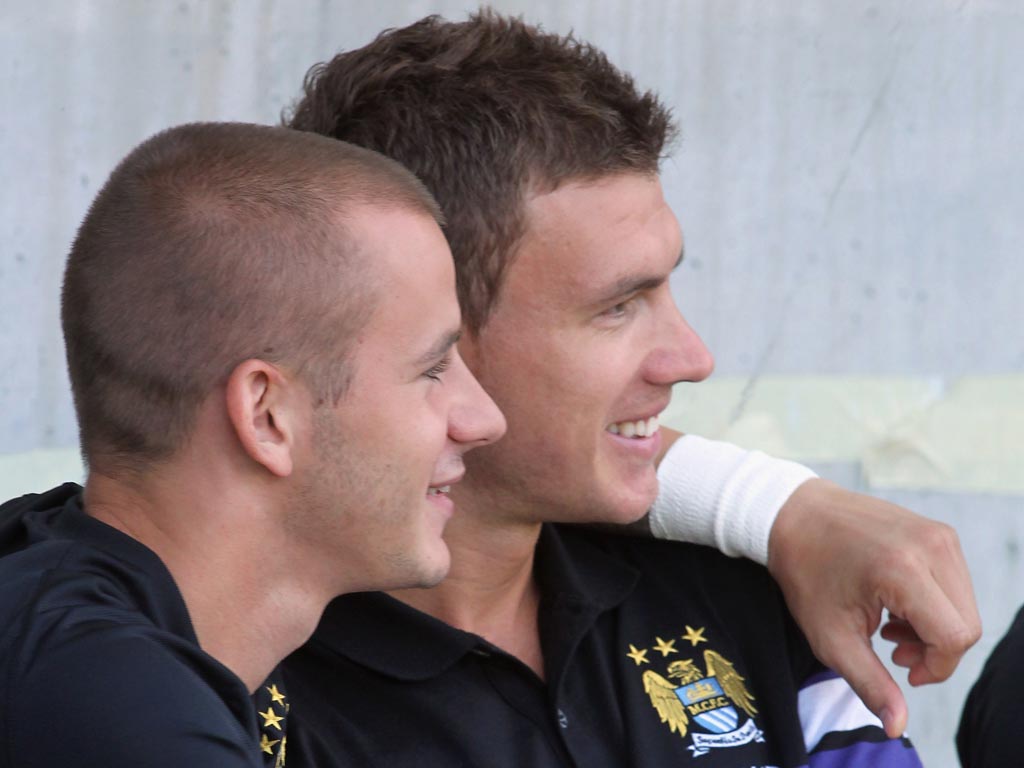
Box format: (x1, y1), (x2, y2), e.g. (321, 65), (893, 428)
(255, 681), (288, 767)
(627, 627), (765, 757)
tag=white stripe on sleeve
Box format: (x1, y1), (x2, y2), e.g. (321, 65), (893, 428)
(798, 676), (887, 752)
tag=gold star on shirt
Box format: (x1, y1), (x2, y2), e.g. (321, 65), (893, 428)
(266, 683), (286, 705)
(259, 706), (284, 731)
(626, 644), (649, 665)
(653, 636), (678, 656)
(260, 733), (281, 754)
(682, 625), (708, 647)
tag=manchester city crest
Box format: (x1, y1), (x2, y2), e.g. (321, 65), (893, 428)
(626, 627), (764, 757)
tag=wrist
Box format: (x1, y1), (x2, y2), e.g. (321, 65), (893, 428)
(649, 435), (817, 564)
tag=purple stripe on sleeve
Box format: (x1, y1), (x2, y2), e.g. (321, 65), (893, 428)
(809, 739), (923, 768)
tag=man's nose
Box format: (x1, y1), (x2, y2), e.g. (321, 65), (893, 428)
(447, 352), (507, 448)
(645, 299), (715, 386)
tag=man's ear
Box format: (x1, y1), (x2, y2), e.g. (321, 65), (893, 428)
(224, 359), (307, 478)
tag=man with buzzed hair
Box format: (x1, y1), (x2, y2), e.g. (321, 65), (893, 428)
(0, 122), (504, 767)
(279, 12), (968, 766)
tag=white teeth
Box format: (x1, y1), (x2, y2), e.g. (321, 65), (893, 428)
(427, 486), (451, 496)
(606, 416), (661, 439)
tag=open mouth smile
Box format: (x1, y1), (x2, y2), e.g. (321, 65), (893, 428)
(606, 416), (659, 439)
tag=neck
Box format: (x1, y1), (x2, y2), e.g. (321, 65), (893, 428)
(84, 468), (328, 692)
(389, 485), (547, 676)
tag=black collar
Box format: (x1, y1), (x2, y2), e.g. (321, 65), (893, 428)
(15, 483), (200, 644)
(309, 524), (639, 681)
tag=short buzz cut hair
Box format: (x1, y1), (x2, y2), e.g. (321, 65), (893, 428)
(286, 9), (675, 334)
(62, 121), (441, 473)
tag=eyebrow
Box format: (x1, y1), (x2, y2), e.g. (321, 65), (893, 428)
(592, 248), (685, 306)
(414, 329), (462, 367)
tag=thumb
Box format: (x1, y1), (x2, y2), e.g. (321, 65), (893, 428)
(822, 634), (907, 739)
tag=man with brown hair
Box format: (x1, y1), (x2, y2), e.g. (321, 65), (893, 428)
(280, 12), (970, 766)
(0, 122), (504, 767)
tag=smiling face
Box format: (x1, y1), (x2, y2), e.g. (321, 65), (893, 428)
(459, 174), (713, 525)
(293, 206), (506, 591)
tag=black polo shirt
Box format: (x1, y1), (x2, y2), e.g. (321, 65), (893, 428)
(0, 484), (280, 768)
(283, 525), (919, 767)
(957, 603), (1024, 766)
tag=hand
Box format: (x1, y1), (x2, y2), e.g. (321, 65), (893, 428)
(767, 478), (980, 738)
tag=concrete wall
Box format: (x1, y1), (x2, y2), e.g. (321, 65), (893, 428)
(2, 2), (1021, 764)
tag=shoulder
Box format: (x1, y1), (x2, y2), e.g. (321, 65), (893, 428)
(0, 551), (258, 767)
(555, 524), (776, 598)
(555, 524), (809, 645)
(3, 610), (259, 767)
(555, 525), (823, 691)
(0, 531), (174, 656)
(957, 604), (1024, 766)
(0, 486), (187, 645)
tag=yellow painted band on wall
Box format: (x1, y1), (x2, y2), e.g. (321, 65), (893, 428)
(0, 449), (85, 501)
(662, 375), (1024, 495)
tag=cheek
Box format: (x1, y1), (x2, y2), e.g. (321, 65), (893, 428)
(484, 371), (608, 477)
(482, 363), (589, 447)
(543, 347), (633, 425)
(474, 324), (636, 459)
(489, 329), (608, 405)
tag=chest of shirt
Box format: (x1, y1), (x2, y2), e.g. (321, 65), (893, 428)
(285, 591), (812, 768)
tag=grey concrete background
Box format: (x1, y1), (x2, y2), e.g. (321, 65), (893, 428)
(2, 2), (1022, 764)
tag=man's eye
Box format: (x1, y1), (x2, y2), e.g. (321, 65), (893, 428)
(600, 297), (635, 318)
(424, 356), (451, 382)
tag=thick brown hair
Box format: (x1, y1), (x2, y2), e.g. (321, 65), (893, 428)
(62, 121), (440, 472)
(287, 9), (675, 334)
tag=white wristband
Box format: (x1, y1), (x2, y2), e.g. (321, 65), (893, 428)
(649, 435), (817, 564)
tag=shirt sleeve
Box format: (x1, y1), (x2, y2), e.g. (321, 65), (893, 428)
(798, 670), (923, 767)
(6, 624), (262, 768)
(956, 605), (1024, 767)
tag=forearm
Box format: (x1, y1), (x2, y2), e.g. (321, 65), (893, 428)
(641, 428), (979, 739)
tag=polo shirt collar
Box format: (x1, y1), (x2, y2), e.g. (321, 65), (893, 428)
(17, 483), (199, 643)
(534, 524), (639, 614)
(534, 525), (639, 684)
(311, 590), (479, 681)
(310, 524), (640, 682)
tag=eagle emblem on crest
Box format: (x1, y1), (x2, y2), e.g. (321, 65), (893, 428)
(629, 630), (765, 756)
(643, 650), (757, 738)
